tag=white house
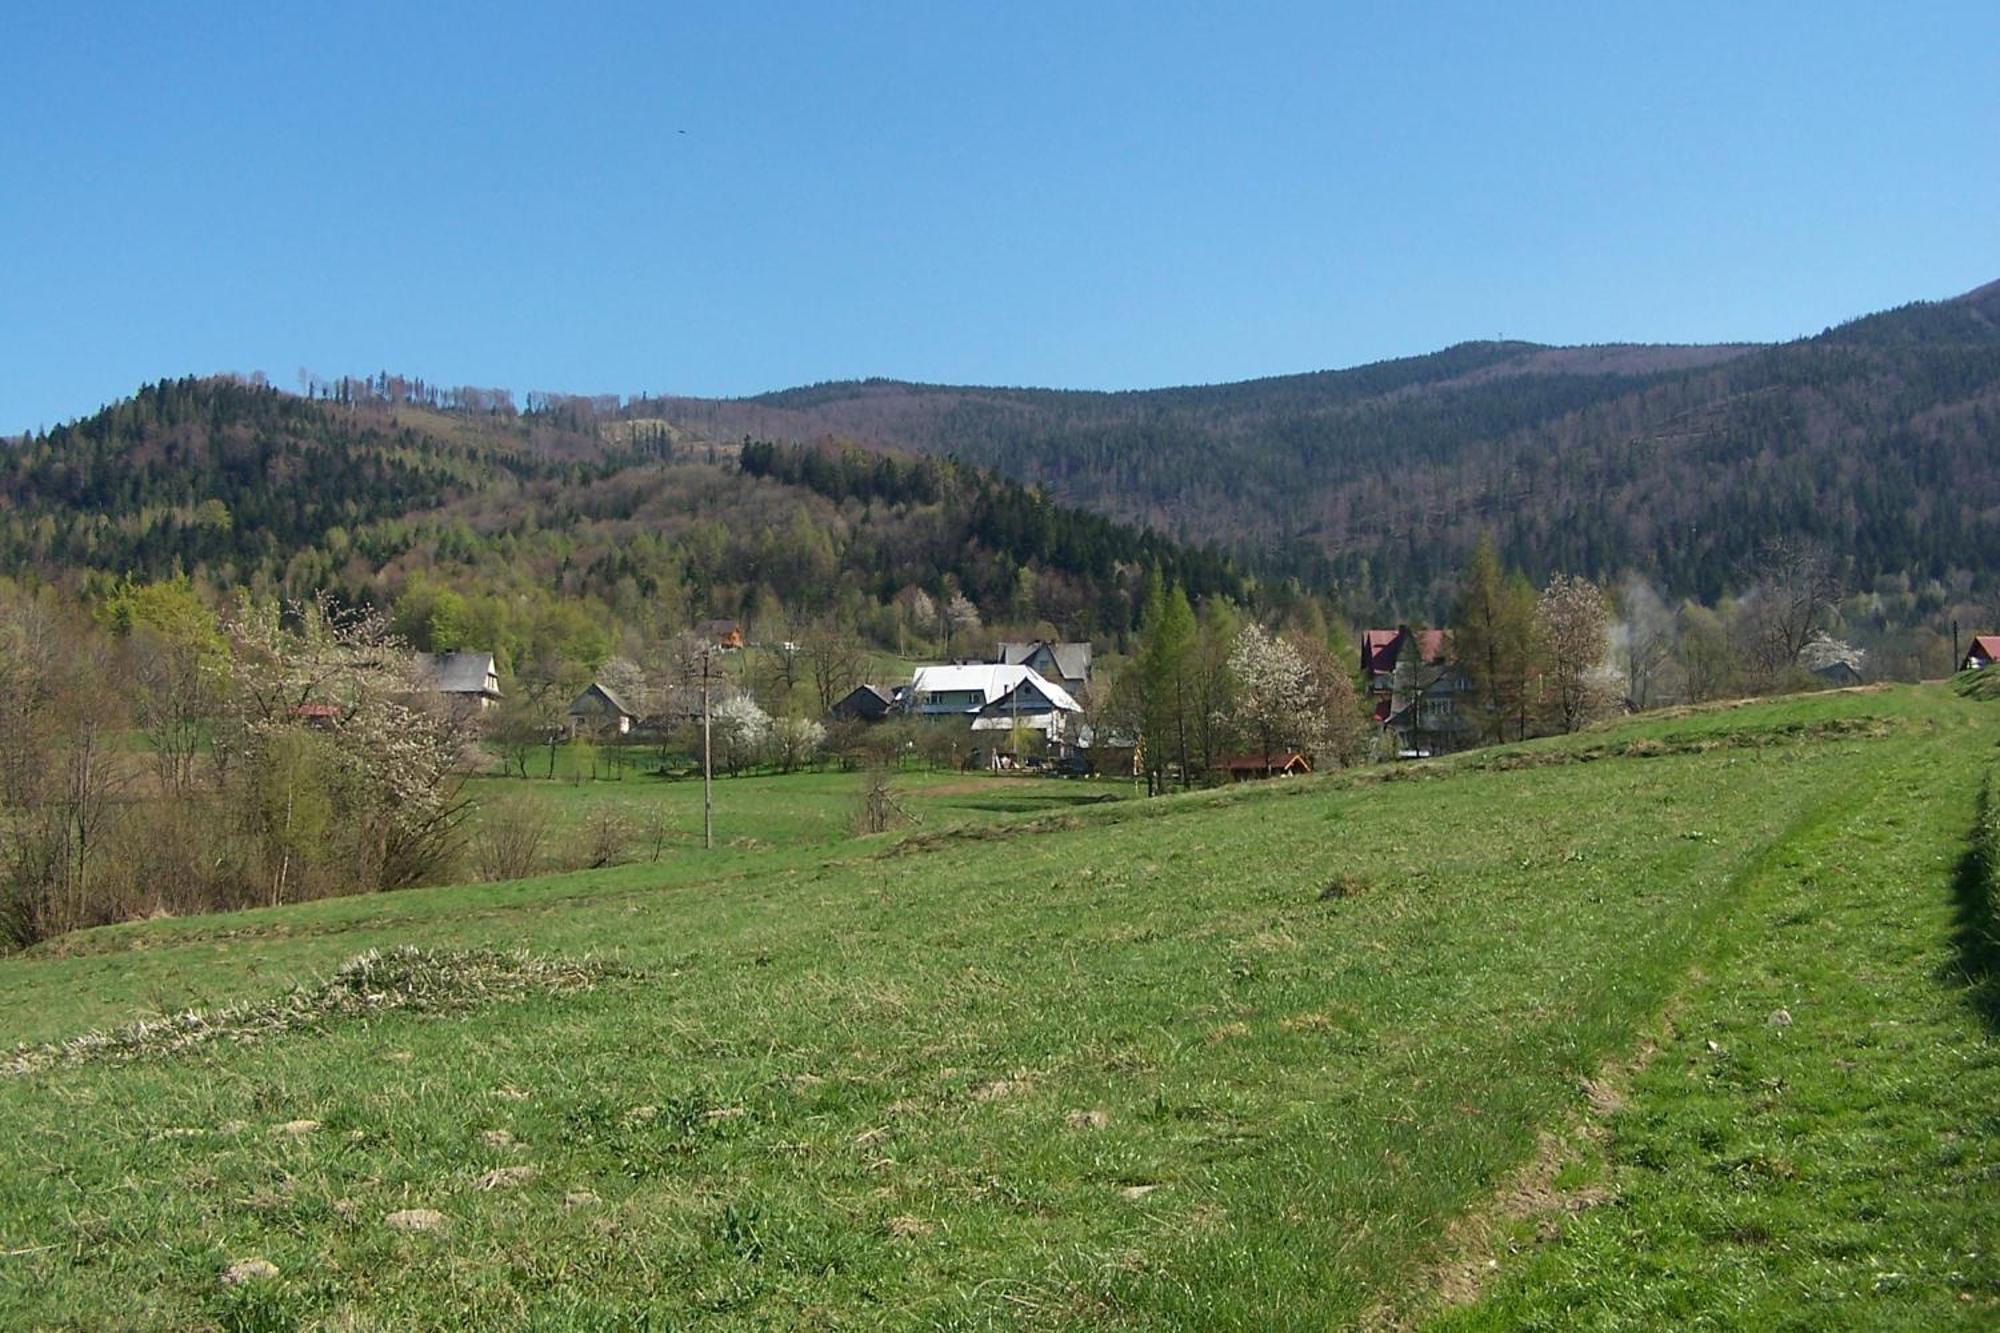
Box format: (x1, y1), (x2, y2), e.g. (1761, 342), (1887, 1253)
(907, 663), (1084, 762)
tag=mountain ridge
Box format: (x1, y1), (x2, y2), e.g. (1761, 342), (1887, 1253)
(635, 280), (2000, 607)
(5, 281), (1996, 622)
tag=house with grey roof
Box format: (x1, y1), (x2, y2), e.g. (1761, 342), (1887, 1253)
(994, 641), (1092, 698)
(414, 651), (502, 711)
(568, 681), (637, 737)
(830, 683), (895, 723)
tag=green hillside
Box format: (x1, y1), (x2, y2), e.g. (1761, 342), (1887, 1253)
(0, 378), (1252, 660)
(643, 280), (2000, 614)
(2, 684), (1994, 1327)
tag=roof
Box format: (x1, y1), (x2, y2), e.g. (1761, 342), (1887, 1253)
(909, 663), (1081, 712)
(831, 684), (895, 718)
(415, 651), (500, 696)
(996, 640), (1093, 681)
(1214, 751), (1312, 773)
(568, 682), (635, 718)
(1362, 627), (1448, 675)
(970, 711), (1068, 734)
(1968, 635), (2000, 664)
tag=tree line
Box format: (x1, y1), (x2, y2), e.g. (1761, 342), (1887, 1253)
(0, 581), (468, 948)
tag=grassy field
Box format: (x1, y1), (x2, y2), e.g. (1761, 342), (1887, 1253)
(0, 686), (1994, 1327)
(464, 766), (1134, 863)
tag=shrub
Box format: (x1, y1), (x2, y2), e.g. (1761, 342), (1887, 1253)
(581, 803), (638, 869)
(471, 791), (553, 881)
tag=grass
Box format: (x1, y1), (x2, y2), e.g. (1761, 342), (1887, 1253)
(0, 685), (1993, 1327)
(464, 765), (1132, 861)
(1428, 706), (2000, 1329)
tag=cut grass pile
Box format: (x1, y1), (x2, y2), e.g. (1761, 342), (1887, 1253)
(4, 947), (615, 1076)
(0, 685), (1992, 1327)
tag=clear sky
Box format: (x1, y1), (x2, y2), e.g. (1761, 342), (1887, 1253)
(4, 2), (1995, 432)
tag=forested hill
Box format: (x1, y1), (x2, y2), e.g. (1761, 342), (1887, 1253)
(642, 281), (2000, 611)
(0, 378), (1250, 663)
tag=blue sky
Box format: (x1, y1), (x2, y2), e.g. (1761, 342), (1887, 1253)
(3, 2), (1995, 432)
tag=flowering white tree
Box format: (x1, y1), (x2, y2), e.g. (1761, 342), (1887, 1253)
(1799, 632), (1866, 680)
(223, 595), (469, 900)
(1228, 625), (1316, 765)
(1535, 574), (1617, 733)
(711, 694), (771, 775)
(771, 715), (827, 773)
(596, 656), (652, 719)
(943, 592), (981, 654)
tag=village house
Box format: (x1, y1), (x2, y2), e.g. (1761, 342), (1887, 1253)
(829, 683), (895, 722)
(696, 619), (746, 651)
(567, 681), (637, 737)
(414, 651), (502, 711)
(907, 663), (1084, 765)
(1361, 626), (1468, 756)
(994, 640), (1093, 698)
(1962, 634), (2000, 672)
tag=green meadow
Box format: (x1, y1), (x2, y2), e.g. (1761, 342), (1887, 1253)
(1, 686), (1994, 1328)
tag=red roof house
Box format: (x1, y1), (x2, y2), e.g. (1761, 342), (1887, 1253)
(1964, 635), (2000, 671)
(1361, 627), (1447, 678)
(1361, 626), (1450, 722)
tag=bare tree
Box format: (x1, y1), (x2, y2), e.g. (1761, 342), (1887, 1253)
(128, 624), (225, 798)
(802, 619), (865, 715)
(0, 597), (130, 944)
(1675, 602), (1740, 703)
(1289, 632), (1369, 767)
(1736, 538), (1840, 684)
(1613, 575), (1680, 710)
(471, 791), (551, 880)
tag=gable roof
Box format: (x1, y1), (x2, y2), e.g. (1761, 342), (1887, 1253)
(568, 681), (635, 718)
(1214, 751), (1312, 774)
(1362, 627), (1448, 675)
(831, 684), (895, 718)
(1967, 634), (2000, 666)
(909, 663), (1081, 712)
(996, 640), (1093, 681)
(415, 651), (500, 697)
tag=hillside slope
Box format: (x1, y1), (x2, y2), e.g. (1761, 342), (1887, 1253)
(0, 380), (1245, 654)
(642, 282), (2000, 608)
(1, 685), (1992, 1326)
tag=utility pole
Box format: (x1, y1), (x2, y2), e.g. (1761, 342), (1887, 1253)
(699, 642), (715, 850)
